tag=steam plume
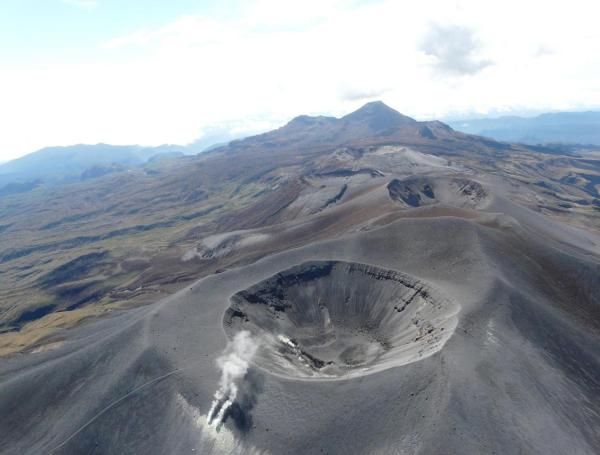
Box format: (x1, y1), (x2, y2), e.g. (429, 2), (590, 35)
(207, 330), (258, 428)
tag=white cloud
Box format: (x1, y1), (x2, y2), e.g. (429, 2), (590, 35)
(1, 0), (600, 160)
(421, 24), (491, 75)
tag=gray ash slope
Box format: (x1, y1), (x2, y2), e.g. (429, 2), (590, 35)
(1, 102), (600, 454)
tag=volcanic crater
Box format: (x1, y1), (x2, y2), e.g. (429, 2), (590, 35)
(387, 176), (489, 209)
(224, 261), (460, 380)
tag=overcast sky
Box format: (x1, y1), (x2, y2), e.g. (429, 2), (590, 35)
(1, 0), (599, 161)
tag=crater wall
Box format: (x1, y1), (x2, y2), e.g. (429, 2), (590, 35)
(224, 261), (460, 380)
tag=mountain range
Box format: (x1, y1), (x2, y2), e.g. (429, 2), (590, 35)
(5, 104), (600, 198)
(1, 101), (600, 454)
(1, 99), (598, 341)
(448, 110), (600, 145)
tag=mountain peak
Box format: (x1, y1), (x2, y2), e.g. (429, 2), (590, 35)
(286, 114), (337, 128)
(342, 101), (416, 130)
(357, 100), (392, 110)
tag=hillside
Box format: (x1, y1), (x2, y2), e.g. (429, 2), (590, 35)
(1, 100), (599, 349)
(1, 101), (600, 454)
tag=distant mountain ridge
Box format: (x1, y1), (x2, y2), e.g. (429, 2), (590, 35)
(0, 101), (496, 198)
(6, 105), (600, 194)
(0, 144), (186, 189)
(0, 131), (250, 193)
(1, 144), (157, 174)
(4, 101), (585, 198)
(222, 101), (467, 156)
(448, 111), (600, 145)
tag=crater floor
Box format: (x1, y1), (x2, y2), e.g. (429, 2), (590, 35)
(224, 261), (460, 379)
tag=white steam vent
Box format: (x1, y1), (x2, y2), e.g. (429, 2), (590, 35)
(207, 330), (259, 428)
